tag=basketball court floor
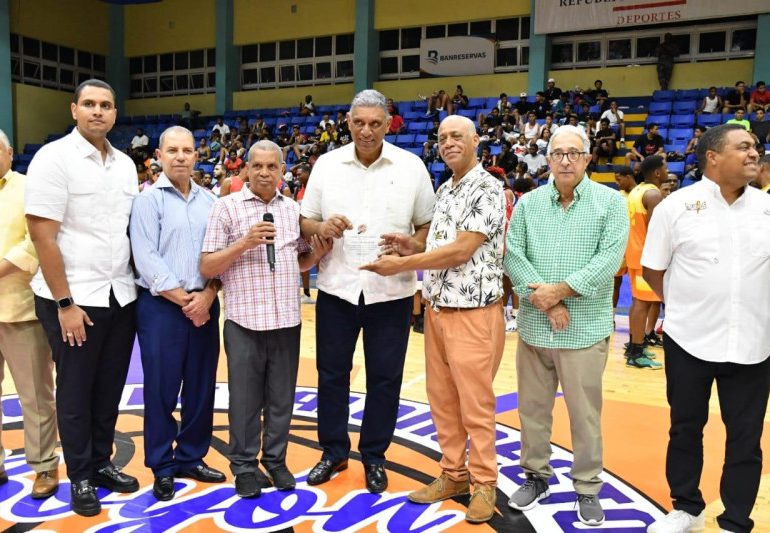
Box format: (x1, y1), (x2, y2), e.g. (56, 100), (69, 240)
(0, 285), (767, 532)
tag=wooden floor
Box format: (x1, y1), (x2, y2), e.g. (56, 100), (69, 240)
(1, 290), (768, 531)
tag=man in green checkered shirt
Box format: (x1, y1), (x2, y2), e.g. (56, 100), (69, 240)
(503, 125), (628, 527)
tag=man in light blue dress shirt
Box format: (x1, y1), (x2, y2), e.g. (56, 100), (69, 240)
(129, 126), (223, 502)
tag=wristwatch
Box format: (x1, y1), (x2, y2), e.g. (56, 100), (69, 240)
(56, 296), (75, 310)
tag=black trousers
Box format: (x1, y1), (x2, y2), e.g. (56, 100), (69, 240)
(664, 333), (770, 533)
(35, 292), (136, 482)
(315, 291), (411, 465)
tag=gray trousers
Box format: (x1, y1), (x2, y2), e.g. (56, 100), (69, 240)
(223, 320), (300, 475)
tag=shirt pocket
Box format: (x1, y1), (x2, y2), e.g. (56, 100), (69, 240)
(749, 213), (770, 258)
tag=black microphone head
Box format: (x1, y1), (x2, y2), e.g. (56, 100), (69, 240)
(263, 213), (274, 223)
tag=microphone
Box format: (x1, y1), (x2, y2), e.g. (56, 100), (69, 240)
(263, 212), (275, 272)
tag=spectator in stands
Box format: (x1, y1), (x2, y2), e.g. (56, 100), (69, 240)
(750, 108), (770, 144)
(200, 140), (329, 500)
(25, 79), (140, 517)
(212, 117), (230, 138)
(514, 92), (531, 116)
(319, 123), (338, 151)
(511, 160), (529, 182)
(387, 107), (405, 135)
(479, 146), (493, 168)
(422, 119), (440, 163)
(224, 149), (243, 174)
(577, 102), (592, 123)
(499, 109), (519, 142)
(180, 102), (200, 130)
(684, 125), (705, 174)
(642, 124), (767, 533)
(624, 155), (666, 369)
(319, 112), (334, 130)
(592, 118), (617, 165)
(495, 92), (512, 114)
(755, 154), (770, 193)
(493, 141), (518, 176)
(726, 108), (750, 130)
(523, 112), (540, 141)
(142, 163), (161, 191)
(536, 128), (551, 155)
(544, 78), (562, 104)
(541, 114), (557, 137)
(664, 172), (679, 193)
(659, 180), (673, 198)
(299, 94), (315, 116)
(235, 116), (250, 144)
(626, 124), (666, 164)
(300, 89), (435, 496)
(748, 81), (770, 113)
(283, 125), (307, 161)
(130, 126), (224, 502)
(130, 128), (149, 160)
(513, 133), (529, 158)
(600, 100), (625, 142)
(522, 142), (549, 183)
(586, 80), (609, 110)
(0, 128), (60, 501)
(426, 89), (451, 117)
(723, 81), (747, 114)
(556, 102), (572, 124)
(136, 163), (150, 189)
(452, 85), (469, 112)
(584, 116), (598, 142)
(654, 33), (679, 90)
(247, 116), (267, 147)
(698, 86), (722, 115)
(337, 119), (352, 147)
(505, 125), (628, 527)
(532, 92), (550, 119)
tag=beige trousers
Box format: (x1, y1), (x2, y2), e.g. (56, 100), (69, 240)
(0, 320), (58, 472)
(424, 301), (505, 487)
(516, 337), (609, 495)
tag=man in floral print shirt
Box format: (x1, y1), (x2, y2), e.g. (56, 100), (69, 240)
(361, 115), (506, 524)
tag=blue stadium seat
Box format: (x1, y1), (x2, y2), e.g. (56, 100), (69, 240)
(697, 114), (722, 126)
(415, 134), (429, 144)
(664, 143), (686, 153)
(646, 115), (669, 127)
(396, 134), (416, 146)
(405, 146), (422, 158)
(407, 122), (430, 132)
(648, 102), (672, 115)
(668, 161), (685, 175)
(652, 90), (675, 102)
(458, 109), (476, 119)
(485, 97), (498, 110)
(670, 114), (695, 127)
(668, 128), (693, 143)
(467, 97), (486, 109)
(489, 145), (502, 156)
(657, 128), (668, 140)
(681, 178), (697, 188)
(403, 111), (423, 121)
(672, 101), (697, 114)
(384, 135), (397, 144)
(675, 89), (700, 101)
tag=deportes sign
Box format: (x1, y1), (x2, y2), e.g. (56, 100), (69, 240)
(420, 36), (495, 77)
(534, 0), (770, 34)
(0, 386), (664, 531)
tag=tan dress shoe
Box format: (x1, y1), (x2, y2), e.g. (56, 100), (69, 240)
(407, 473), (470, 504)
(465, 484), (497, 523)
(31, 469), (59, 499)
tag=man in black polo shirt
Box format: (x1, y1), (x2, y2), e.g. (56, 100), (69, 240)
(626, 124), (665, 165)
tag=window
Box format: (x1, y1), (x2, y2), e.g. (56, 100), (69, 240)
(496, 18), (518, 41)
(380, 30), (399, 51)
(447, 23), (468, 37)
(401, 55), (419, 72)
(401, 28), (421, 48)
(380, 56), (398, 75)
(241, 33), (355, 90)
(497, 48), (517, 67)
(10, 34), (106, 90)
(470, 20), (491, 36)
(426, 25), (445, 39)
(547, 20), (755, 71)
(129, 48), (216, 97)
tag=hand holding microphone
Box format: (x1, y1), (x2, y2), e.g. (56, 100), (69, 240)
(263, 212), (276, 272)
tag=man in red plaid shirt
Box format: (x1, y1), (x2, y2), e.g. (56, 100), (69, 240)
(200, 140), (330, 499)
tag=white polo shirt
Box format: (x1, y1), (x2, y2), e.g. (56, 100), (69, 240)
(25, 128), (139, 307)
(300, 141), (435, 305)
(641, 176), (770, 364)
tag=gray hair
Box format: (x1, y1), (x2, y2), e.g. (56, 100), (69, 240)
(248, 139), (284, 164)
(158, 125), (194, 149)
(350, 89), (389, 116)
(547, 125), (591, 155)
(0, 129), (10, 151)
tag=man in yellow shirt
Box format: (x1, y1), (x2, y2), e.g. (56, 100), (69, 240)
(0, 130), (59, 499)
(624, 155), (666, 369)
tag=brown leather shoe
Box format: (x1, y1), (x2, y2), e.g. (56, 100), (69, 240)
(465, 484), (497, 523)
(407, 473), (470, 504)
(31, 469), (59, 499)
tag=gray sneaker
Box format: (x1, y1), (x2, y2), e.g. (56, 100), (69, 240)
(577, 494), (605, 526)
(508, 476), (550, 511)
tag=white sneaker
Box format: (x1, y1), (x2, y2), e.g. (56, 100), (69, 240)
(506, 318), (517, 332)
(301, 294), (316, 304)
(647, 510), (705, 533)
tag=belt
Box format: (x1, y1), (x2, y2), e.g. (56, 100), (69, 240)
(434, 299), (502, 312)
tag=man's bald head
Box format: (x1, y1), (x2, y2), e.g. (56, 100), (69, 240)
(438, 115), (480, 177)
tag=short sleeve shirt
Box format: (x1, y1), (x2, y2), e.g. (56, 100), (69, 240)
(423, 164), (505, 308)
(634, 134), (664, 156)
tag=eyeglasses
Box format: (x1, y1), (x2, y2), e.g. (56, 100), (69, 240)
(547, 151), (587, 163)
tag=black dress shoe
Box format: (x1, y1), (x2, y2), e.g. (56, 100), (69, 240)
(307, 458), (348, 486)
(153, 476), (175, 501)
(70, 479), (101, 517)
(234, 472), (261, 498)
(364, 464), (388, 494)
(178, 463), (226, 483)
(92, 464), (139, 493)
(266, 465), (296, 491)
